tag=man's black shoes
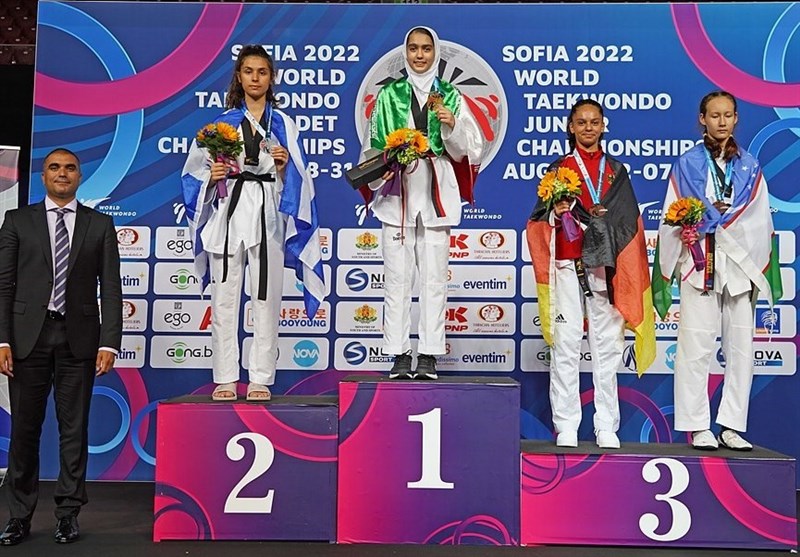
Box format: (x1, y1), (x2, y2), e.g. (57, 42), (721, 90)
(0, 518), (30, 546)
(388, 353), (413, 379)
(414, 354), (438, 380)
(54, 516), (80, 544)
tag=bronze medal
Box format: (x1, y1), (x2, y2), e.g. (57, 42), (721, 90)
(589, 204), (607, 217)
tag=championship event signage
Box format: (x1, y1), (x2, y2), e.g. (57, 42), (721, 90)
(17, 2), (800, 483)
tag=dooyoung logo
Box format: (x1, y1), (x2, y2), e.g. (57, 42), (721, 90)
(293, 340), (320, 367)
(171, 269), (198, 290)
(354, 38), (507, 171)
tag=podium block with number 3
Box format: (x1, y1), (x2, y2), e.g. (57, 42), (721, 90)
(337, 376), (520, 545)
(521, 441), (796, 550)
(154, 396), (338, 541)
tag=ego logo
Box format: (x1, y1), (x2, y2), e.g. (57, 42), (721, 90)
(122, 300), (136, 319)
(344, 341), (367, 366)
(345, 268), (369, 292)
(355, 38), (507, 171)
(479, 231), (505, 249)
(293, 340), (320, 367)
(116, 228), (139, 246)
(166, 238), (193, 256)
(163, 311), (191, 329)
(478, 304), (503, 322)
(665, 343), (677, 370)
(170, 269), (198, 290)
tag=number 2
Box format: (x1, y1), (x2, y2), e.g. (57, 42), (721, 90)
(224, 432), (276, 514)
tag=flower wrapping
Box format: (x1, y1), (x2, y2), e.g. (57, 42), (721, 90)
(196, 122), (244, 198)
(664, 196), (706, 273)
(379, 128), (430, 197)
(538, 166), (582, 241)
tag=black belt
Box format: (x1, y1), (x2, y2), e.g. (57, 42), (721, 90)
(222, 171), (275, 301)
(46, 309), (65, 321)
(574, 258), (593, 298)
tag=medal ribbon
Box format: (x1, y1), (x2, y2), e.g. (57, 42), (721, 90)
(703, 147), (733, 203)
(572, 148), (606, 207)
(243, 105), (273, 145)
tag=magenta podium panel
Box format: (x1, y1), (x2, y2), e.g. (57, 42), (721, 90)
(521, 440), (797, 550)
(337, 376), (520, 545)
(154, 395), (337, 541)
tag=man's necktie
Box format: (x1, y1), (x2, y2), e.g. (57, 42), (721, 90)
(52, 207), (72, 314)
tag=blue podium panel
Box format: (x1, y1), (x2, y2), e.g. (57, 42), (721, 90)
(154, 395), (338, 541)
(521, 440), (797, 550)
(338, 376), (520, 545)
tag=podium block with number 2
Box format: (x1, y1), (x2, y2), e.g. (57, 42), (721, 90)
(154, 396), (338, 541)
(337, 376), (520, 545)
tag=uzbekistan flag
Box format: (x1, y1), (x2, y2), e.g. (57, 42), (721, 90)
(652, 145), (781, 320)
(527, 159), (656, 375)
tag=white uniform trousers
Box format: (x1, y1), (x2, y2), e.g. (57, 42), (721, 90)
(550, 260), (625, 434)
(381, 218), (450, 355)
(209, 241), (285, 386)
(674, 284), (754, 432)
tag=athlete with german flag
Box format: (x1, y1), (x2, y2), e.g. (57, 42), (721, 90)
(526, 99), (655, 449)
(652, 91), (782, 452)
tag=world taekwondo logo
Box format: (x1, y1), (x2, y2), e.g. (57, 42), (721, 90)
(354, 38), (508, 178)
(345, 268), (369, 292)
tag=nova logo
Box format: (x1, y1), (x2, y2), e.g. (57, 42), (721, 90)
(754, 349), (783, 367)
(170, 269), (198, 290)
(665, 344), (677, 370)
(116, 228), (139, 246)
(478, 304), (503, 322)
(345, 269), (369, 292)
(343, 341), (367, 365)
(479, 231), (504, 249)
(450, 234), (469, 250)
(293, 340), (320, 367)
(166, 342), (212, 363)
(446, 307), (468, 323)
(122, 301), (136, 319)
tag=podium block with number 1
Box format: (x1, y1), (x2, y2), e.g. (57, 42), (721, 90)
(337, 376), (520, 545)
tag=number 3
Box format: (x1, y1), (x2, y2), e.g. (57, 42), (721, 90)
(638, 457), (691, 541)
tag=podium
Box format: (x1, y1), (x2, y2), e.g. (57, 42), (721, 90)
(154, 395), (338, 541)
(337, 376), (520, 545)
(520, 440), (797, 550)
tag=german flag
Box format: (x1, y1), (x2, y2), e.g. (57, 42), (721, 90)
(527, 158), (655, 375)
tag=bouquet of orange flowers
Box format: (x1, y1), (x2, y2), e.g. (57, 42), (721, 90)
(196, 122), (244, 198)
(538, 167), (582, 240)
(538, 167), (582, 209)
(664, 196), (706, 273)
(384, 128), (429, 166)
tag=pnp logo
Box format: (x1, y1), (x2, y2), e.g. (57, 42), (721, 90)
(450, 233), (469, 258)
(445, 306), (469, 332)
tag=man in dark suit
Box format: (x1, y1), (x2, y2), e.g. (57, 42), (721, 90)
(0, 148), (122, 545)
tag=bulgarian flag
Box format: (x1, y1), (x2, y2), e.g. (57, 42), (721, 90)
(527, 159), (656, 376)
(652, 145), (782, 320)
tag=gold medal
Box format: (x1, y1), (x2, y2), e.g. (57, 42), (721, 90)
(589, 204), (607, 217)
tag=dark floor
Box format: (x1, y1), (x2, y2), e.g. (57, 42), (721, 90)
(0, 482), (796, 556)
